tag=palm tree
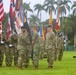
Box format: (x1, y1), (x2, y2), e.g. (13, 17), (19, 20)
(34, 4), (45, 24)
(58, 0), (71, 17)
(23, 2), (33, 18)
(28, 15), (40, 26)
(71, 1), (76, 16)
(44, 0), (56, 14)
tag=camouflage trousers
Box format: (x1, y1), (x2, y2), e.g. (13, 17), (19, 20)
(58, 49), (64, 61)
(17, 49), (26, 67)
(14, 48), (18, 66)
(5, 47), (14, 66)
(39, 47), (44, 60)
(32, 48), (40, 68)
(54, 48), (58, 61)
(24, 46), (31, 67)
(23, 49), (30, 67)
(18, 46), (31, 68)
(47, 49), (55, 67)
(0, 49), (4, 66)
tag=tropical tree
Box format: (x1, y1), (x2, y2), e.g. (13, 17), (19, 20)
(34, 3), (45, 24)
(28, 15), (40, 26)
(23, 2), (33, 18)
(60, 15), (76, 45)
(44, 0), (56, 14)
(58, 0), (71, 17)
(71, 1), (76, 16)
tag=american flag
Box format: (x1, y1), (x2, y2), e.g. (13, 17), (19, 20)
(0, 0), (4, 21)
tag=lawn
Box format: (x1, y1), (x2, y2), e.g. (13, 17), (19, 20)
(0, 51), (76, 75)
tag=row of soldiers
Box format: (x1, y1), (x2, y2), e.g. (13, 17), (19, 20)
(0, 25), (64, 69)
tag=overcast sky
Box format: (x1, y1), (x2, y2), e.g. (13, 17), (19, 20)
(3, 0), (76, 21)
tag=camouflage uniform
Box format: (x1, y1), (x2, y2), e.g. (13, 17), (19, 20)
(45, 30), (55, 68)
(57, 36), (64, 61)
(5, 37), (14, 66)
(32, 30), (40, 68)
(11, 34), (18, 66)
(0, 35), (5, 66)
(54, 36), (58, 61)
(23, 45), (31, 67)
(39, 37), (45, 60)
(17, 29), (30, 68)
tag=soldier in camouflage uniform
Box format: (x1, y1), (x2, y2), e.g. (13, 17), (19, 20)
(0, 33), (5, 66)
(5, 35), (14, 66)
(45, 26), (55, 68)
(17, 26), (30, 69)
(31, 27), (40, 69)
(39, 35), (45, 60)
(57, 34), (64, 61)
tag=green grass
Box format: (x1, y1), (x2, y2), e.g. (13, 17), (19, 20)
(0, 51), (76, 75)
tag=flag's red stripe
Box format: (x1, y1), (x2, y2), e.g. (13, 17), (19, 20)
(0, 0), (4, 21)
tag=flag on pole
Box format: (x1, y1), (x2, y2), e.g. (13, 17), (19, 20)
(14, 11), (22, 34)
(6, 17), (12, 39)
(0, 0), (4, 21)
(55, 5), (60, 32)
(42, 25), (46, 40)
(42, 25), (44, 40)
(10, 0), (15, 17)
(24, 16), (32, 44)
(15, 0), (23, 34)
(39, 26), (42, 37)
(49, 10), (52, 25)
(9, 0), (15, 29)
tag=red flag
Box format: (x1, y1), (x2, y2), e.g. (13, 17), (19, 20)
(55, 5), (60, 32)
(0, 0), (4, 21)
(6, 17), (12, 39)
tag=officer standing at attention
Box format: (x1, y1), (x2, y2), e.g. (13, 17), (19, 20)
(45, 25), (56, 68)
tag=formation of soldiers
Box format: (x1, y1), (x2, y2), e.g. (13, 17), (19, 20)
(0, 25), (64, 70)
